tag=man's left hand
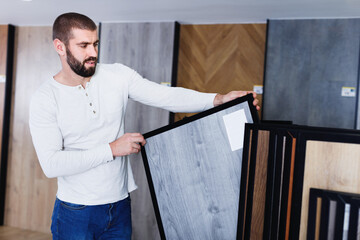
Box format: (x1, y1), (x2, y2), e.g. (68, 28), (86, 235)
(213, 91), (260, 110)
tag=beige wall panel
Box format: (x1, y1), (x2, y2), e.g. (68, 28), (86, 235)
(5, 26), (60, 233)
(0, 25), (8, 74)
(299, 141), (360, 239)
(175, 24), (266, 122)
(0, 26), (9, 177)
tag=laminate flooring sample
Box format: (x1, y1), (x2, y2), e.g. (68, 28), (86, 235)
(299, 141), (360, 239)
(142, 96), (258, 240)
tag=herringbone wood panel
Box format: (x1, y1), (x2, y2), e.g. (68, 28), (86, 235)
(175, 24), (266, 121)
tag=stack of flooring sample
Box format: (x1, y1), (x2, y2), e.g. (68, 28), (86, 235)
(141, 95), (259, 240)
(307, 188), (360, 240)
(238, 123), (360, 240)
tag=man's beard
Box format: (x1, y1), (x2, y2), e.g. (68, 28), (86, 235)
(66, 48), (97, 77)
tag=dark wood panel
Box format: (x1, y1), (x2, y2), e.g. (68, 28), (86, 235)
(249, 130), (269, 239)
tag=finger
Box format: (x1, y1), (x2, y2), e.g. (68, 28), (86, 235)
(140, 139), (146, 146)
(252, 91), (257, 99)
(129, 133), (142, 137)
(131, 143), (141, 152)
(131, 136), (145, 143)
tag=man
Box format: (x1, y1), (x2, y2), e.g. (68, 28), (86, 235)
(29, 12), (259, 240)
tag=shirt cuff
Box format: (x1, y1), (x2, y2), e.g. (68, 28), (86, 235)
(203, 93), (218, 110)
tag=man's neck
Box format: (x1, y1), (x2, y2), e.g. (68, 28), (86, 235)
(54, 68), (91, 88)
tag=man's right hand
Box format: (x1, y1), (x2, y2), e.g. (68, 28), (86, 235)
(109, 133), (146, 157)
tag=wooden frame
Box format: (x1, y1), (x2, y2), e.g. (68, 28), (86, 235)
(141, 94), (259, 240)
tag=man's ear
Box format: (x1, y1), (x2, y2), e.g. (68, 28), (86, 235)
(53, 39), (66, 56)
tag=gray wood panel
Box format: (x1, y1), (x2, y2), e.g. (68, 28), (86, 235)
(99, 22), (177, 240)
(144, 102), (254, 240)
(263, 19), (360, 129)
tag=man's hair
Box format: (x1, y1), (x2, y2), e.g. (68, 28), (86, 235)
(52, 12), (97, 45)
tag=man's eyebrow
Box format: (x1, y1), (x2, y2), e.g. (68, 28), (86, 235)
(77, 40), (100, 45)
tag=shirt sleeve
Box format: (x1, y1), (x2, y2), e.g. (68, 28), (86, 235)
(126, 68), (217, 113)
(29, 90), (114, 178)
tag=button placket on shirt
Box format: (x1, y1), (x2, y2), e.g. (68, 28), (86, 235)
(79, 83), (97, 118)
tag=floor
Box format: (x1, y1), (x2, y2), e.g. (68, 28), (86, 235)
(0, 226), (51, 240)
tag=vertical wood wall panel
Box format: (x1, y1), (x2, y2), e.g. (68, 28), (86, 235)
(99, 22), (177, 240)
(5, 27), (60, 233)
(175, 24), (266, 121)
(263, 19), (360, 129)
(0, 25), (9, 224)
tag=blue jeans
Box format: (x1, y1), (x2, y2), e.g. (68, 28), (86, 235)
(51, 196), (132, 240)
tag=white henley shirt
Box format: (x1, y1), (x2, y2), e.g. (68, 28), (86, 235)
(29, 63), (216, 205)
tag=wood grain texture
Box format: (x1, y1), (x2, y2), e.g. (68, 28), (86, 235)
(285, 135), (296, 240)
(175, 24), (266, 122)
(144, 102), (254, 240)
(299, 141), (360, 239)
(250, 130), (269, 239)
(0, 25), (8, 202)
(99, 22), (177, 240)
(0, 226), (51, 240)
(263, 19), (360, 129)
(0, 25), (8, 75)
(4, 27), (60, 233)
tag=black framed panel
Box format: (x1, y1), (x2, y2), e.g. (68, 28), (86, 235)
(289, 129), (360, 239)
(237, 124), (254, 240)
(141, 94), (259, 240)
(307, 188), (360, 240)
(237, 124), (294, 240)
(237, 123), (360, 240)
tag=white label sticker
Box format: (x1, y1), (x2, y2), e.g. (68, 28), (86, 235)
(341, 87), (356, 97)
(0, 75), (5, 83)
(223, 109), (248, 151)
(160, 82), (171, 87)
(253, 85), (263, 95)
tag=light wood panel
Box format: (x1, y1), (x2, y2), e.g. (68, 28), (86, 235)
(0, 226), (51, 240)
(299, 141), (360, 239)
(99, 22), (178, 240)
(5, 27), (60, 233)
(175, 24), (266, 122)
